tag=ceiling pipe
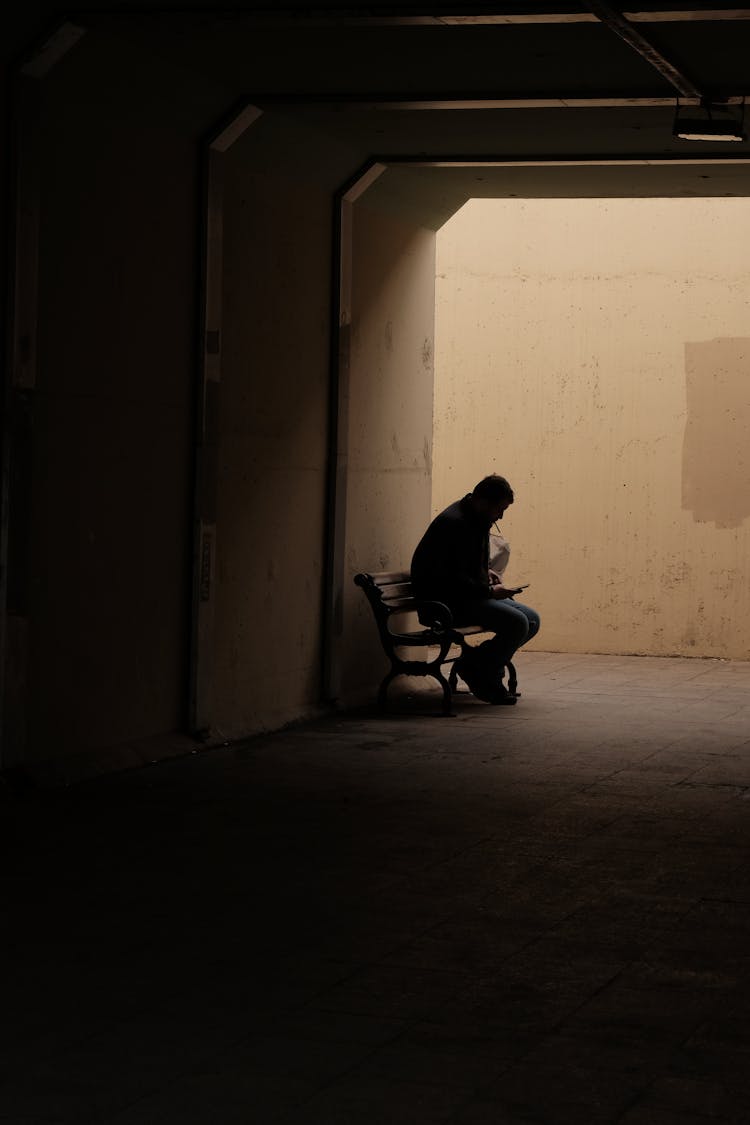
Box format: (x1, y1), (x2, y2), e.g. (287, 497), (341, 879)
(587, 1), (704, 99)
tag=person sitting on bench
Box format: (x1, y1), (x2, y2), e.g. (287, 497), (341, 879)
(411, 473), (540, 705)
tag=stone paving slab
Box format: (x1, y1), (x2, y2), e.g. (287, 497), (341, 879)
(3, 652), (750, 1124)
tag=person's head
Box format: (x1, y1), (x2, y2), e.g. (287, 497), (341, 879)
(471, 474), (514, 523)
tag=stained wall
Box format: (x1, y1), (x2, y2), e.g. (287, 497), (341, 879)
(434, 198), (750, 658)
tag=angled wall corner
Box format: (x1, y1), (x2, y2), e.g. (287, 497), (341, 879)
(207, 111), (365, 739)
(190, 103), (263, 738)
(337, 196), (438, 705)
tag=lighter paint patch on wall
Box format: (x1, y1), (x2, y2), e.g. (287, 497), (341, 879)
(683, 338), (750, 529)
(434, 197), (750, 660)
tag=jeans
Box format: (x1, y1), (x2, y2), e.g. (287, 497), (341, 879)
(454, 599), (540, 675)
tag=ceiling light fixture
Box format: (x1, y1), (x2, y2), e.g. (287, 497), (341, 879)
(674, 98), (747, 142)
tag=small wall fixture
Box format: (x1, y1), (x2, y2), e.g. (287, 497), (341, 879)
(674, 99), (746, 143)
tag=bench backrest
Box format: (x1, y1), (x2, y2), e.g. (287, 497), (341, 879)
(354, 571), (414, 619)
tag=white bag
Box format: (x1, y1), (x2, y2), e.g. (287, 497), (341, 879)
(489, 530), (511, 579)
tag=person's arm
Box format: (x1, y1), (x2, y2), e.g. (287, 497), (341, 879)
(490, 581), (517, 600)
(434, 520), (492, 601)
(414, 512), (494, 602)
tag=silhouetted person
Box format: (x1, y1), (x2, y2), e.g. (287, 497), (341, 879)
(411, 474), (540, 704)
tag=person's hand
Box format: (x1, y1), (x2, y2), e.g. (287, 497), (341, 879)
(489, 569), (502, 584)
(490, 583), (517, 599)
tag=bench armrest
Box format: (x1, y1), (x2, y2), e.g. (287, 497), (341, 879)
(405, 598), (455, 634)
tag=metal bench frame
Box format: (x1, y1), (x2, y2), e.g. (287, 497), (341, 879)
(354, 570), (517, 715)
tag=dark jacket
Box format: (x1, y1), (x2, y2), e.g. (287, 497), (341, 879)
(411, 495), (492, 614)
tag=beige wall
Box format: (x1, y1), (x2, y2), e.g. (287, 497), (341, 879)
(434, 197), (750, 659)
(213, 116), (360, 737)
(341, 201), (436, 701)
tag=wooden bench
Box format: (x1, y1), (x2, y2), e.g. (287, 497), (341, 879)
(354, 570), (517, 715)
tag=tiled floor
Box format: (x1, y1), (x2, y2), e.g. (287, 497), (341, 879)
(3, 651), (750, 1124)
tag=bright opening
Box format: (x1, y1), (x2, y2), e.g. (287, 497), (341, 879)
(433, 197), (750, 660)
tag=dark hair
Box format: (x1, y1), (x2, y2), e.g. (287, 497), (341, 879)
(473, 474), (514, 503)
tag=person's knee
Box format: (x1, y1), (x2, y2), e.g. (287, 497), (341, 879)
(514, 603), (540, 639)
(508, 609), (530, 645)
(477, 602), (531, 647)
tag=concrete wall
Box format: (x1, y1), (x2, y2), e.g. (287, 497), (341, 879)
(212, 116), (360, 737)
(341, 201), (436, 700)
(215, 139), (437, 725)
(12, 15), (750, 772)
(434, 197), (750, 659)
(13, 36), (227, 762)
(4, 27), (436, 761)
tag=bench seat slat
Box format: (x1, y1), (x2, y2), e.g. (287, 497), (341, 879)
(380, 583), (413, 600)
(389, 631), (456, 644)
(389, 625), (486, 642)
(369, 570), (410, 586)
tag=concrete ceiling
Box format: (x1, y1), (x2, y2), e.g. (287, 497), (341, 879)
(78, 4), (750, 103)
(41, 4), (750, 172)
(359, 159), (750, 231)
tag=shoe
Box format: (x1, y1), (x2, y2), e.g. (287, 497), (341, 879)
(453, 656), (487, 695)
(455, 659), (517, 705)
(486, 684), (517, 706)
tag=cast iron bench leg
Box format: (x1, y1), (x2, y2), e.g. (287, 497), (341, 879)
(437, 670), (453, 716)
(378, 666), (400, 711)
